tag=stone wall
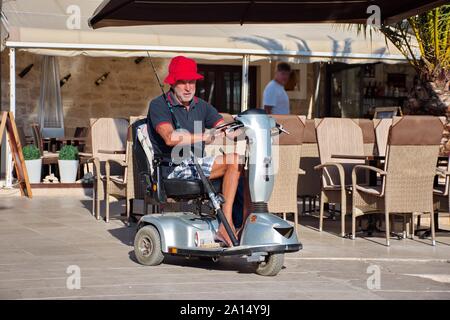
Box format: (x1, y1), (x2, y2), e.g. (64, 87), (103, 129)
(291, 64), (317, 116)
(1, 50), (168, 136)
(1, 51), (319, 138)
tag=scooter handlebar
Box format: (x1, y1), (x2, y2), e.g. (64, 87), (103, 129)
(273, 123), (290, 136)
(213, 121), (244, 137)
(214, 120), (289, 137)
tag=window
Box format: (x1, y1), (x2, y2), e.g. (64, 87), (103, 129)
(196, 64), (257, 114)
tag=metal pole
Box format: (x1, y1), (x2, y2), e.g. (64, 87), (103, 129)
(241, 54), (250, 111)
(0, 0), (3, 186)
(0, 0), (3, 104)
(5, 47), (15, 188)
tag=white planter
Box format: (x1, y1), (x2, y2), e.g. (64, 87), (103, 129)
(58, 160), (79, 183)
(25, 158), (42, 184)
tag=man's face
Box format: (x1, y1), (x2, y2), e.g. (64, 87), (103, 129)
(172, 80), (196, 104)
(275, 70), (291, 86)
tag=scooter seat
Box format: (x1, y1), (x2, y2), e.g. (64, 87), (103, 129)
(163, 178), (222, 198)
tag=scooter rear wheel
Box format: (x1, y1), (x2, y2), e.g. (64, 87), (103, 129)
(134, 225), (164, 266)
(255, 253), (284, 276)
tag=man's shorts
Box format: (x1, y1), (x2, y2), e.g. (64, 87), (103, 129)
(167, 156), (217, 180)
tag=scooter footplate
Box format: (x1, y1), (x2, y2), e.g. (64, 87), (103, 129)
(168, 243), (301, 257)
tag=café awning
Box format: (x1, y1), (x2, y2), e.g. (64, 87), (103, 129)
(89, 0), (448, 28)
(2, 0), (413, 63)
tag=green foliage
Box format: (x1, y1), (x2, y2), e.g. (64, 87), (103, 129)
(348, 4), (450, 81)
(408, 6), (450, 73)
(22, 145), (41, 161)
(346, 5), (450, 114)
(58, 145), (79, 160)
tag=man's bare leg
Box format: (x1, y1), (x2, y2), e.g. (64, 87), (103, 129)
(240, 174), (252, 231)
(209, 153), (242, 246)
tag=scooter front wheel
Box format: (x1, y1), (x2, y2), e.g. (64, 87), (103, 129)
(134, 225), (164, 266)
(255, 253), (284, 276)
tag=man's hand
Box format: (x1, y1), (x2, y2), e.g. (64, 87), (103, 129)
(203, 128), (217, 144)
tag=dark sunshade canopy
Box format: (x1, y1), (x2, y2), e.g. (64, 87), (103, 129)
(89, 0), (448, 29)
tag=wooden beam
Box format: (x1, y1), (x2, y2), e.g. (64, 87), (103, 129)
(2, 112), (32, 198)
(0, 112), (7, 144)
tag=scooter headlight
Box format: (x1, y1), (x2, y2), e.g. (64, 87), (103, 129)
(274, 226), (294, 238)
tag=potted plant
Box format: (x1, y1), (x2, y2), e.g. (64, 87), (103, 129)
(23, 145), (42, 184)
(58, 145), (79, 183)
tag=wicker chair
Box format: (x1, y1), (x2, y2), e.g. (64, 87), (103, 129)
(16, 126), (33, 147)
(268, 115), (306, 233)
(432, 159), (450, 237)
(297, 119), (321, 215)
(30, 123), (59, 166)
(373, 118), (392, 157)
(104, 126), (133, 223)
(315, 118), (365, 237)
(353, 119), (376, 156)
(87, 118), (129, 220)
(351, 116), (444, 246)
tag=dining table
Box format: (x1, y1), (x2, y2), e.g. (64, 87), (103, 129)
(44, 136), (88, 152)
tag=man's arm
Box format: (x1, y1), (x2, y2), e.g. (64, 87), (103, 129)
(156, 123), (213, 147)
(263, 83), (276, 115)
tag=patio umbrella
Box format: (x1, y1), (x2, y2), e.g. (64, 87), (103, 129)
(89, 0), (448, 29)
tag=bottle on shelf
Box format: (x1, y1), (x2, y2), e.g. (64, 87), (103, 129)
(377, 82), (384, 97)
(367, 81), (373, 98)
(18, 64), (34, 78)
(388, 84), (394, 97)
(374, 82), (379, 97)
(364, 65), (370, 77)
(60, 74), (72, 87)
(95, 72), (110, 86)
(394, 87), (399, 98)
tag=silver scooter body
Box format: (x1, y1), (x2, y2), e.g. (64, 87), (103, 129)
(137, 110), (302, 261)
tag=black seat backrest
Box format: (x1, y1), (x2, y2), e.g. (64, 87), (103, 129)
(131, 118), (154, 195)
(132, 117), (222, 206)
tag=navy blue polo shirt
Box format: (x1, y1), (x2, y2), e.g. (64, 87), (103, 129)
(147, 90), (223, 162)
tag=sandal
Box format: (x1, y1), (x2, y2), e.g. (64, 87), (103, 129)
(236, 227), (244, 239)
(215, 231), (233, 247)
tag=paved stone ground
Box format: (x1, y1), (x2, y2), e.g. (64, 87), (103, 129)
(0, 194), (449, 300)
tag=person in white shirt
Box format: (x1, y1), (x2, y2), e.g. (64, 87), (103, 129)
(263, 62), (291, 114)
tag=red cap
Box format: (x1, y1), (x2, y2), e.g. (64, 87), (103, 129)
(164, 56), (204, 85)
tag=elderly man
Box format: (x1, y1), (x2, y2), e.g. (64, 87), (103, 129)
(147, 56), (248, 247)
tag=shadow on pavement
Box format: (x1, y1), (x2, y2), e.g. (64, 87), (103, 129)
(128, 249), (280, 274)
